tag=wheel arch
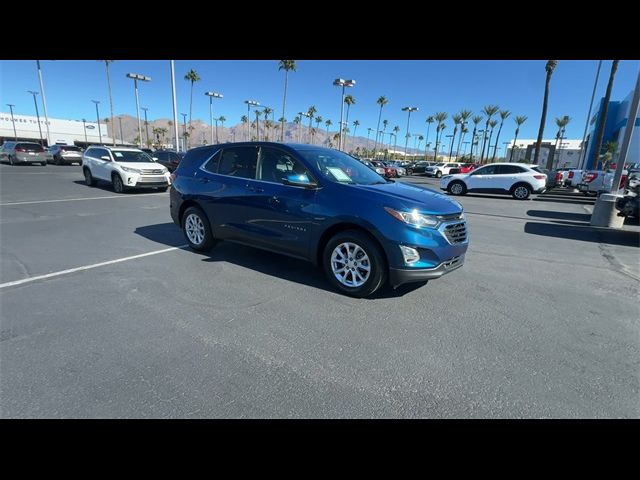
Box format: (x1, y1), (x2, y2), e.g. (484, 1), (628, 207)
(314, 221), (389, 270)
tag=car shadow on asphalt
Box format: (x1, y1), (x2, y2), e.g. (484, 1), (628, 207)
(532, 197), (596, 206)
(527, 209), (592, 223)
(72, 180), (166, 195)
(524, 222), (640, 247)
(134, 222), (428, 299)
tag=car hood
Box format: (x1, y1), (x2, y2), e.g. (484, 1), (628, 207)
(442, 173), (470, 181)
(350, 181), (462, 215)
(114, 162), (167, 171)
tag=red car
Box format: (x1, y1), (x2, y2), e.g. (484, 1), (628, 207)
(372, 161), (398, 178)
(458, 163), (479, 174)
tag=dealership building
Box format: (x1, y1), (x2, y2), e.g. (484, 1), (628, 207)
(0, 112), (123, 147)
(505, 138), (583, 168)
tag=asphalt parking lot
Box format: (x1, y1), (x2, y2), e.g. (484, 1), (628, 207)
(1, 163), (638, 418)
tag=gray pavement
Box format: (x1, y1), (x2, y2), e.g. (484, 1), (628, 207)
(1, 163), (638, 418)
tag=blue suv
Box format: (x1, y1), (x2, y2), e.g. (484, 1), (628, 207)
(170, 143), (468, 297)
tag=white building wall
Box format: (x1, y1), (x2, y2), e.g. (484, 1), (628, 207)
(0, 112), (112, 145)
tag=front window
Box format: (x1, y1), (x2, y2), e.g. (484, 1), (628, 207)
(111, 150), (156, 163)
(298, 148), (387, 185)
(435, 163), (445, 167)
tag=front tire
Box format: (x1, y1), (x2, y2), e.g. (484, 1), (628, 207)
(182, 206), (216, 251)
(435, 170), (442, 178)
(448, 180), (467, 195)
(323, 230), (386, 298)
(84, 168), (96, 186)
(511, 183), (531, 200)
(112, 174), (126, 193)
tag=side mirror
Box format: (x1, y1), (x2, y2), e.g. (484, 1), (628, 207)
(100, 155), (111, 161)
(283, 174), (318, 189)
(152, 157), (159, 161)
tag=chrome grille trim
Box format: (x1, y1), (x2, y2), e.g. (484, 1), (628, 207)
(440, 221), (468, 245)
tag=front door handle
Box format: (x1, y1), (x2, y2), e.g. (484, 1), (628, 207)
(198, 177), (210, 184)
(247, 186), (264, 193)
(268, 196), (280, 205)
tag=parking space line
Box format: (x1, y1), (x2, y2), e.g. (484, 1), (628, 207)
(0, 192), (168, 207)
(0, 245), (188, 289)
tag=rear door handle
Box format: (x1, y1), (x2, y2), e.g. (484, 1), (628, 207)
(247, 186), (264, 193)
(197, 177), (210, 184)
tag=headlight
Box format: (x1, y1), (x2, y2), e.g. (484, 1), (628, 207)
(120, 166), (141, 173)
(384, 207), (439, 228)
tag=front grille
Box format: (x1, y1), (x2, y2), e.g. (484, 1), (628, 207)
(137, 176), (167, 183)
(443, 221), (467, 244)
(140, 169), (165, 175)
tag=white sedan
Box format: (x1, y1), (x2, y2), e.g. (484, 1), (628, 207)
(440, 163), (547, 200)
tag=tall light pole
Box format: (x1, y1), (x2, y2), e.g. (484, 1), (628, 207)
(118, 116), (124, 145)
(333, 78), (356, 151)
(36, 61), (51, 146)
(502, 141), (510, 160)
(141, 107), (150, 147)
(27, 91), (44, 146)
(610, 69), (640, 193)
(244, 100), (260, 140)
(82, 119), (88, 144)
(462, 141), (470, 157)
(578, 60), (603, 170)
(7, 104), (17, 140)
(126, 72), (151, 147)
(170, 61), (180, 151)
(92, 100), (102, 144)
(181, 113), (188, 151)
(205, 91), (223, 144)
(402, 106), (418, 158)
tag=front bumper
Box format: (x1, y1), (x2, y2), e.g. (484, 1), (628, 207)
(120, 171), (171, 188)
(389, 254), (465, 287)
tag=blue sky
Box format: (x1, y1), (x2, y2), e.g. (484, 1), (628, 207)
(1, 60), (638, 142)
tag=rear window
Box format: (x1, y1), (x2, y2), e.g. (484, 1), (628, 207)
(176, 146), (221, 173)
(17, 143), (44, 152)
(60, 146), (81, 151)
(530, 166), (543, 173)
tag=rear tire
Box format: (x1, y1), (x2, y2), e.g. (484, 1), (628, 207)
(511, 183), (531, 200)
(182, 206), (216, 251)
(323, 230), (386, 298)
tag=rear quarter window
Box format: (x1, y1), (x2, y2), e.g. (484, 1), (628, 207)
(177, 147), (220, 173)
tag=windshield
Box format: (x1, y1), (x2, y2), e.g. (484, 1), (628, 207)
(298, 149), (387, 185)
(435, 163), (445, 167)
(112, 150), (156, 163)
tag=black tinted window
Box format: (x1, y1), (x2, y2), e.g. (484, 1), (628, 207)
(60, 146), (81, 152)
(497, 165), (525, 174)
(217, 147), (258, 179)
(177, 147), (219, 172)
(202, 150), (222, 173)
(155, 151), (168, 161)
(257, 147), (311, 184)
(17, 143), (44, 152)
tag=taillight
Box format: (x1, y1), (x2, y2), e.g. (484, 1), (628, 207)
(15, 147), (24, 152)
(555, 172), (563, 181)
(170, 172), (177, 182)
(584, 172), (598, 183)
(534, 175), (546, 180)
(568, 171), (574, 178)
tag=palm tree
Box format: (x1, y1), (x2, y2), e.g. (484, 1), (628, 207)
(533, 60), (558, 165)
(381, 119), (389, 153)
(101, 60), (116, 146)
(277, 117), (286, 142)
(241, 115), (249, 141)
(480, 105), (499, 163)
(254, 109), (261, 141)
(278, 60), (296, 141)
(218, 116), (226, 142)
(590, 60), (619, 170)
(325, 119), (332, 145)
(366, 127), (373, 151)
(432, 112), (448, 161)
(491, 110), (511, 161)
(508, 115), (528, 162)
(469, 115), (483, 162)
(448, 113), (463, 159)
(352, 120), (360, 145)
(184, 69), (201, 148)
(486, 120), (498, 163)
(307, 106), (316, 143)
(417, 135), (424, 152)
(293, 115), (301, 142)
(599, 141), (618, 171)
(549, 115), (571, 169)
(314, 115), (323, 145)
(455, 110), (472, 156)
(424, 116), (434, 159)
(372, 96), (388, 157)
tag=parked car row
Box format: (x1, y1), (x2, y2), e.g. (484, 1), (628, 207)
(0, 142), (51, 165)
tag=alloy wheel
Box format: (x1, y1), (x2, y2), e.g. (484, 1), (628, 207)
(185, 213), (205, 246)
(330, 242), (371, 287)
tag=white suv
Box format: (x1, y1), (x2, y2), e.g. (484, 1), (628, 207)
(82, 146), (171, 193)
(425, 162), (463, 178)
(440, 163), (547, 200)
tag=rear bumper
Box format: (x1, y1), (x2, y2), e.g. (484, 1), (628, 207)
(389, 254), (465, 287)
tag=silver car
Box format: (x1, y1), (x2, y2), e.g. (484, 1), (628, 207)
(48, 145), (83, 165)
(0, 141), (51, 166)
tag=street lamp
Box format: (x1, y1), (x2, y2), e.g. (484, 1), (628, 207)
(445, 134), (454, 159)
(141, 107), (150, 148)
(462, 141), (470, 156)
(502, 141), (510, 161)
(81, 119), (88, 144)
(91, 100), (102, 144)
(401, 106), (418, 158)
(27, 91), (44, 146)
(205, 91), (223, 144)
(36, 61), (51, 146)
(126, 72), (152, 147)
(6, 104), (17, 140)
(244, 100), (260, 141)
(333, 78), (356, 151)
(118, 116), (124, 146)
(170, 61), (180, 152)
